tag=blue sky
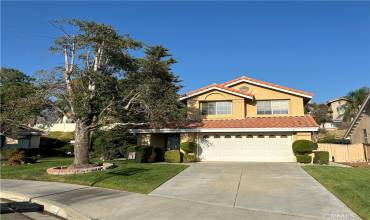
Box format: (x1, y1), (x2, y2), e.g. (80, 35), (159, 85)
(1, 1), (370, 103)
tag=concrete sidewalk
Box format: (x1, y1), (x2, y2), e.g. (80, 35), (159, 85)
(0, 179), (331, 220)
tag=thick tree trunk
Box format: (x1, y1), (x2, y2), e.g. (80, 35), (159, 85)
(73, 120), (90, 167)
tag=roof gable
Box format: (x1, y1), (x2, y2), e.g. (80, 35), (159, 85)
(220, 76), (313, 98)
(344, 94), (370, 138)
(180, 84), (254, 101)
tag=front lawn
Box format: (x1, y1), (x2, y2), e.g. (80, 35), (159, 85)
(303, 166), (370, 220)
(0, 157), (188, 194)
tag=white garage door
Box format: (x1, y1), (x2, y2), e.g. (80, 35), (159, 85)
(198, 133), (294, 162)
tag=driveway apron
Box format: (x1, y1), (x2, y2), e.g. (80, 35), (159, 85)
(150, 162), (360, 220)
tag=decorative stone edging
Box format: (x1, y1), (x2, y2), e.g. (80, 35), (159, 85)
(46, 163), (114, 175)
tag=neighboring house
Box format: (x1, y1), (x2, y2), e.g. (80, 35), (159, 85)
(321, 97), (350, 130)
(1, 127), (42, 149)
(49, 115), (76, 132)
(133, 76), (319, 162)
(35, 115), (76, 132)
(344, 94), (370, 144)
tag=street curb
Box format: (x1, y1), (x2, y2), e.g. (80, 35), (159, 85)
(0, 191), (92, 220)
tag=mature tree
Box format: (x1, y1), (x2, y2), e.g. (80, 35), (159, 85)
(120, 46), (186, 127)
(0, 68), (43, 135)
(43, 19), (184, 167)
(308, 103), (330, 125)
(343, 87), (370, 122)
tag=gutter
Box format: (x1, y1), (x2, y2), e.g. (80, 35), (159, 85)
(130, 127), (319, 134)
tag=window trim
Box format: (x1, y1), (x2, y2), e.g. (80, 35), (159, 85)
(200, 101), (232, 115)
(256, 100), (289, 115)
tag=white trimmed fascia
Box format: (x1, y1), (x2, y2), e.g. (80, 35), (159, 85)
(225, 79), (312, 99)
(179, 86), (254, 101)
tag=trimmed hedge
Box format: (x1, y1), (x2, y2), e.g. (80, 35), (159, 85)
(184, 153), (196, 163)
(165, 150), (182, 163)
(292, 140), (314, 155)
(180, 142), (197, 153)
(296, 154), (312, 163)
(313, 151), (329, 165)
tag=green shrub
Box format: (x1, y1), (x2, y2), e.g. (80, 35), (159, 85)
(134, 146), (153, 163)
(296, 154), (312, 163)
(1, 148), (20, 161)
(1, 148), (38, 164)
(313, 151), (329, 165)
(165, 150), (182, 163)
(126, 145), (136, 153)
(292, 140), (314, 155)
(184, 153), (196, 163)
(7, 150), (25, 165)
(92, 128), (136, 160)
(180, 142), (197, 153)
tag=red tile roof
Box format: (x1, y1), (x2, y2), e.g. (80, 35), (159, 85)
(219, 76), (313, 97)
(185, 115), (318, 129)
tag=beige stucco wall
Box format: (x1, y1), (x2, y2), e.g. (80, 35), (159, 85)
(186, 82), (306, 120)
(293, 132), (313, 142)
(187, 92), (245, 120)
(137, 133), (151, 146)
(230, 82), (305, 117)
(180, 133), (197, 143)
(350, 104), (370, 144)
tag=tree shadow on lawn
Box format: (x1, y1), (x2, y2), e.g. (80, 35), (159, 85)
(90, 167), (149, 187)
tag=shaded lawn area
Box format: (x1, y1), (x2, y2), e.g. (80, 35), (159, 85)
(0, 157), (188, 194)
(303, 166), (370, 220)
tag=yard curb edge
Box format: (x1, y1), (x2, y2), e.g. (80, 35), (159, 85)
(0, 190), (92, 220)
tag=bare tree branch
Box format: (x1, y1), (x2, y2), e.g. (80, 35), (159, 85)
(124, 92), (140, 110)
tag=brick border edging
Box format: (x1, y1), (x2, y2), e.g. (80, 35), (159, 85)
(0, 191), (92, 220)
(47, 163), (114, 175)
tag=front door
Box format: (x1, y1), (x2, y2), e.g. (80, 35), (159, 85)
(167, 134), (180, 150)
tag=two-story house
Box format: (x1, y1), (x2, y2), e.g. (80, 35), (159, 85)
(134, 76), (319, 162)
(320, 97), (350, 129)
(327, 97), (349, 123)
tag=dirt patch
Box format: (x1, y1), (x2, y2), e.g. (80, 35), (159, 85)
(340, 162), (370, 168)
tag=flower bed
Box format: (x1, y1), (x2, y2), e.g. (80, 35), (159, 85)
(47, 163), (114, 175)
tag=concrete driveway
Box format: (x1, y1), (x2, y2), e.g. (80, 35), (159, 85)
(151, 162), (360, 220)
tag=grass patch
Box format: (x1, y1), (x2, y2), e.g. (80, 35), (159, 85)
(0, 157), (188, 194)
(303, 166), (370, 220)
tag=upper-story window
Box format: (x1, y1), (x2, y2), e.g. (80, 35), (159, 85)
(256, 100), (289, 115)
(201, 101), (232, 115)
